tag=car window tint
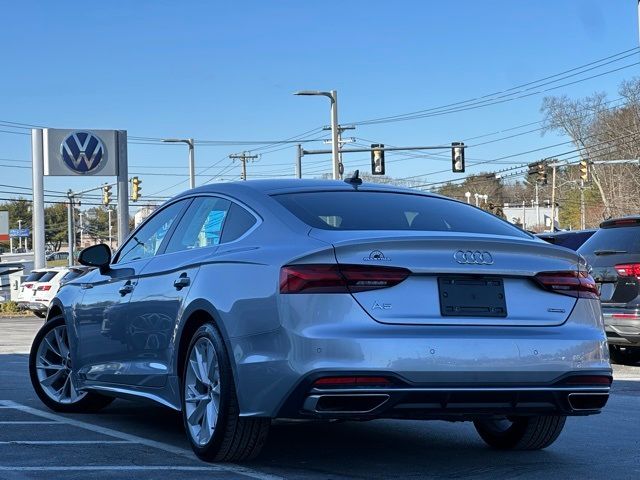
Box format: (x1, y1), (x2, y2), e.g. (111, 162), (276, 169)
(166, 197), (231, 253)
(117, 200), (187, 264)
(38, 271), (58, 282)
(220, 203), (257, 243)
(25, 271), (47, 282)
(274, 191), (529, 238)
(579, 226), (640, 255)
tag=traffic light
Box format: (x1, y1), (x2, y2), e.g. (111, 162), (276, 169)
(131, 176), (142, 201)
(580, 159), (589, 183)
(102, 185), (112, 206)
(370, 144), (385, 175)
(537, 162), (547, 185)
(451, 142), (465, 173)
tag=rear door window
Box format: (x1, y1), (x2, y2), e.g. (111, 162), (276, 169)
(165, 197), (231, 253)
(38, 271), (58, 283)
(220, 203), (257, 243)
(274, 191), (529, 238)
(24, 271), (47, 282)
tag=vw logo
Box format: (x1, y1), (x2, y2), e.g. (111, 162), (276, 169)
(453, 250), (494, 265)
(60, 131), (105, 174)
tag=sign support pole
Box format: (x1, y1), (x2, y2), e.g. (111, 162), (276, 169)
(116, 130), (129, 246)
(31, 129), (46, 269)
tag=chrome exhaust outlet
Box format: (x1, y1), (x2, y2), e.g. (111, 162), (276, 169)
(303, 394), (389, 414)
(567, 392), (609, 411)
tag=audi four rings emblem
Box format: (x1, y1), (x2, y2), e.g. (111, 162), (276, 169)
(453, 250), (494, 265)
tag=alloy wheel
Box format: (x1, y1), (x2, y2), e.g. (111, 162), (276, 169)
(184, 337), (221, 446)
(34, 324), (86, 404)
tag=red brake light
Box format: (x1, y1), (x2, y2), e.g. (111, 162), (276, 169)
(280, 264), (410, 294)
(38, 285), (52, 291)
(313, 376), (393, 387)
(563, 375), (612, 386)
(534, 271), (599, 299)
(23, 283), (32, 289)
(614, 263), (640, 277)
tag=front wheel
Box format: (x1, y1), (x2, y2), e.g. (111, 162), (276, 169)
(182, 323), (269, 462)
(29, 316), (114, 413)
(474, 415), (566, 450)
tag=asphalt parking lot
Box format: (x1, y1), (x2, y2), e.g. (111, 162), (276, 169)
(1, 316), (639, 480)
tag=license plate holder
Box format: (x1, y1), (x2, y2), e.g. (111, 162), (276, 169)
(438, 277), (507, 317)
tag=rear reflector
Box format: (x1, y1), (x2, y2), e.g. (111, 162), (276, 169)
(313, 376), (393, 387)
(280, 264), (410, 294)
(611, 313), (640, 319)
(614, 263), (640, 277)
(563, 375), (612, 386)
(534, 270), (599, 299)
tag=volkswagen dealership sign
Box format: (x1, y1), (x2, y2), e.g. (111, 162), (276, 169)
(43, 128), (119, 176)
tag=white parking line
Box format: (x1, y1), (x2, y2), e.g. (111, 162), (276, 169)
(0, 466), (229, 472)
(0, 400), (283, 480)
(0, 440), (133, 445)
(0, 421), (58, 424)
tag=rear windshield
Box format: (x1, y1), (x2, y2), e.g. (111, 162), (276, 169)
(61, 269), (84, 282)
(38, 271), (59, 283)
(274, 191), (529, 238)
(25, 271), (47, 282)
(579, 226), (640, 255)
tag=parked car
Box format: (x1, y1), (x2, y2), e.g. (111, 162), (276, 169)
(27, 267), (93, 318)
(29, 180), (611, 461)
(578, 217), (640, 365)
(15, 269), (49, 311)
(46, 251), (68, 261)
(536, 229), (596, 251)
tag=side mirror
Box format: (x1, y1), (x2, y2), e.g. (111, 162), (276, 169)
(78, 244), (111, 273)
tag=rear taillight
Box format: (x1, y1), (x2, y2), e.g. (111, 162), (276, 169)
(562, 375), (612, 386)
(37, 285), (52, 291)
(23, 283), (32, 289)
(279, 264), (410, 294)
(534, 271), (599, 299)
(614, 263), (640, 277)
(313, 376), (393, 388)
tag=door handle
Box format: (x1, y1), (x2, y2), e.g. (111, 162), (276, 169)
(119, 283), (135, 296)
(174, 274), (191, 290)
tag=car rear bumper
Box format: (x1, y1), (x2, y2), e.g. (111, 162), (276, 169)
(276, 372), (611, 420)
(231, 296), (610, 417)
(26, 302), (48, 312)
(602, 306), (640, 346)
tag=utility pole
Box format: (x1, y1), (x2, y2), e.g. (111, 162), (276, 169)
(230, 152), (259, 180)
(79, 212), (84, 248)
(108, 208), (113, 250)
(323, 124), (355, 178)
(580, 179), (586, 230)
(296, 144), (303, 179)
(535, 182), (540, 228)
(17, 219), (22, 250)
(550, 162), (557, 231)
(522, 201), (526, 230)
(67, 191), (75, 267)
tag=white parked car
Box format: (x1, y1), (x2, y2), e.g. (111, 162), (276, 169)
(16, 269), (50, 313)
(26, 267), (92, 318)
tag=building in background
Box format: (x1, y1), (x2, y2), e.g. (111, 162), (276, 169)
(134, 205), (158, 228)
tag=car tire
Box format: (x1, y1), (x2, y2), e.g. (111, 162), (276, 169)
(474, 415), (566, 450)
(609, 346), (640, 366)
(181, 323), (270, 462)
(29, 316), (114, 413)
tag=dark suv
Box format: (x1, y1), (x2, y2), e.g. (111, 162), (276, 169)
(578, 217), (640, 365)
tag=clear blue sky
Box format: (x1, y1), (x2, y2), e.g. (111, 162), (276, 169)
(1, 0), (638, 204)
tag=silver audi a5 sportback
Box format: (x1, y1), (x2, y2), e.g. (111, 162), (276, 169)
(29, 179), (611, 461)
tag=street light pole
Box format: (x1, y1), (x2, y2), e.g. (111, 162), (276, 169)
(162, 138), (196, 188)
(294, 90), (341, 180)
